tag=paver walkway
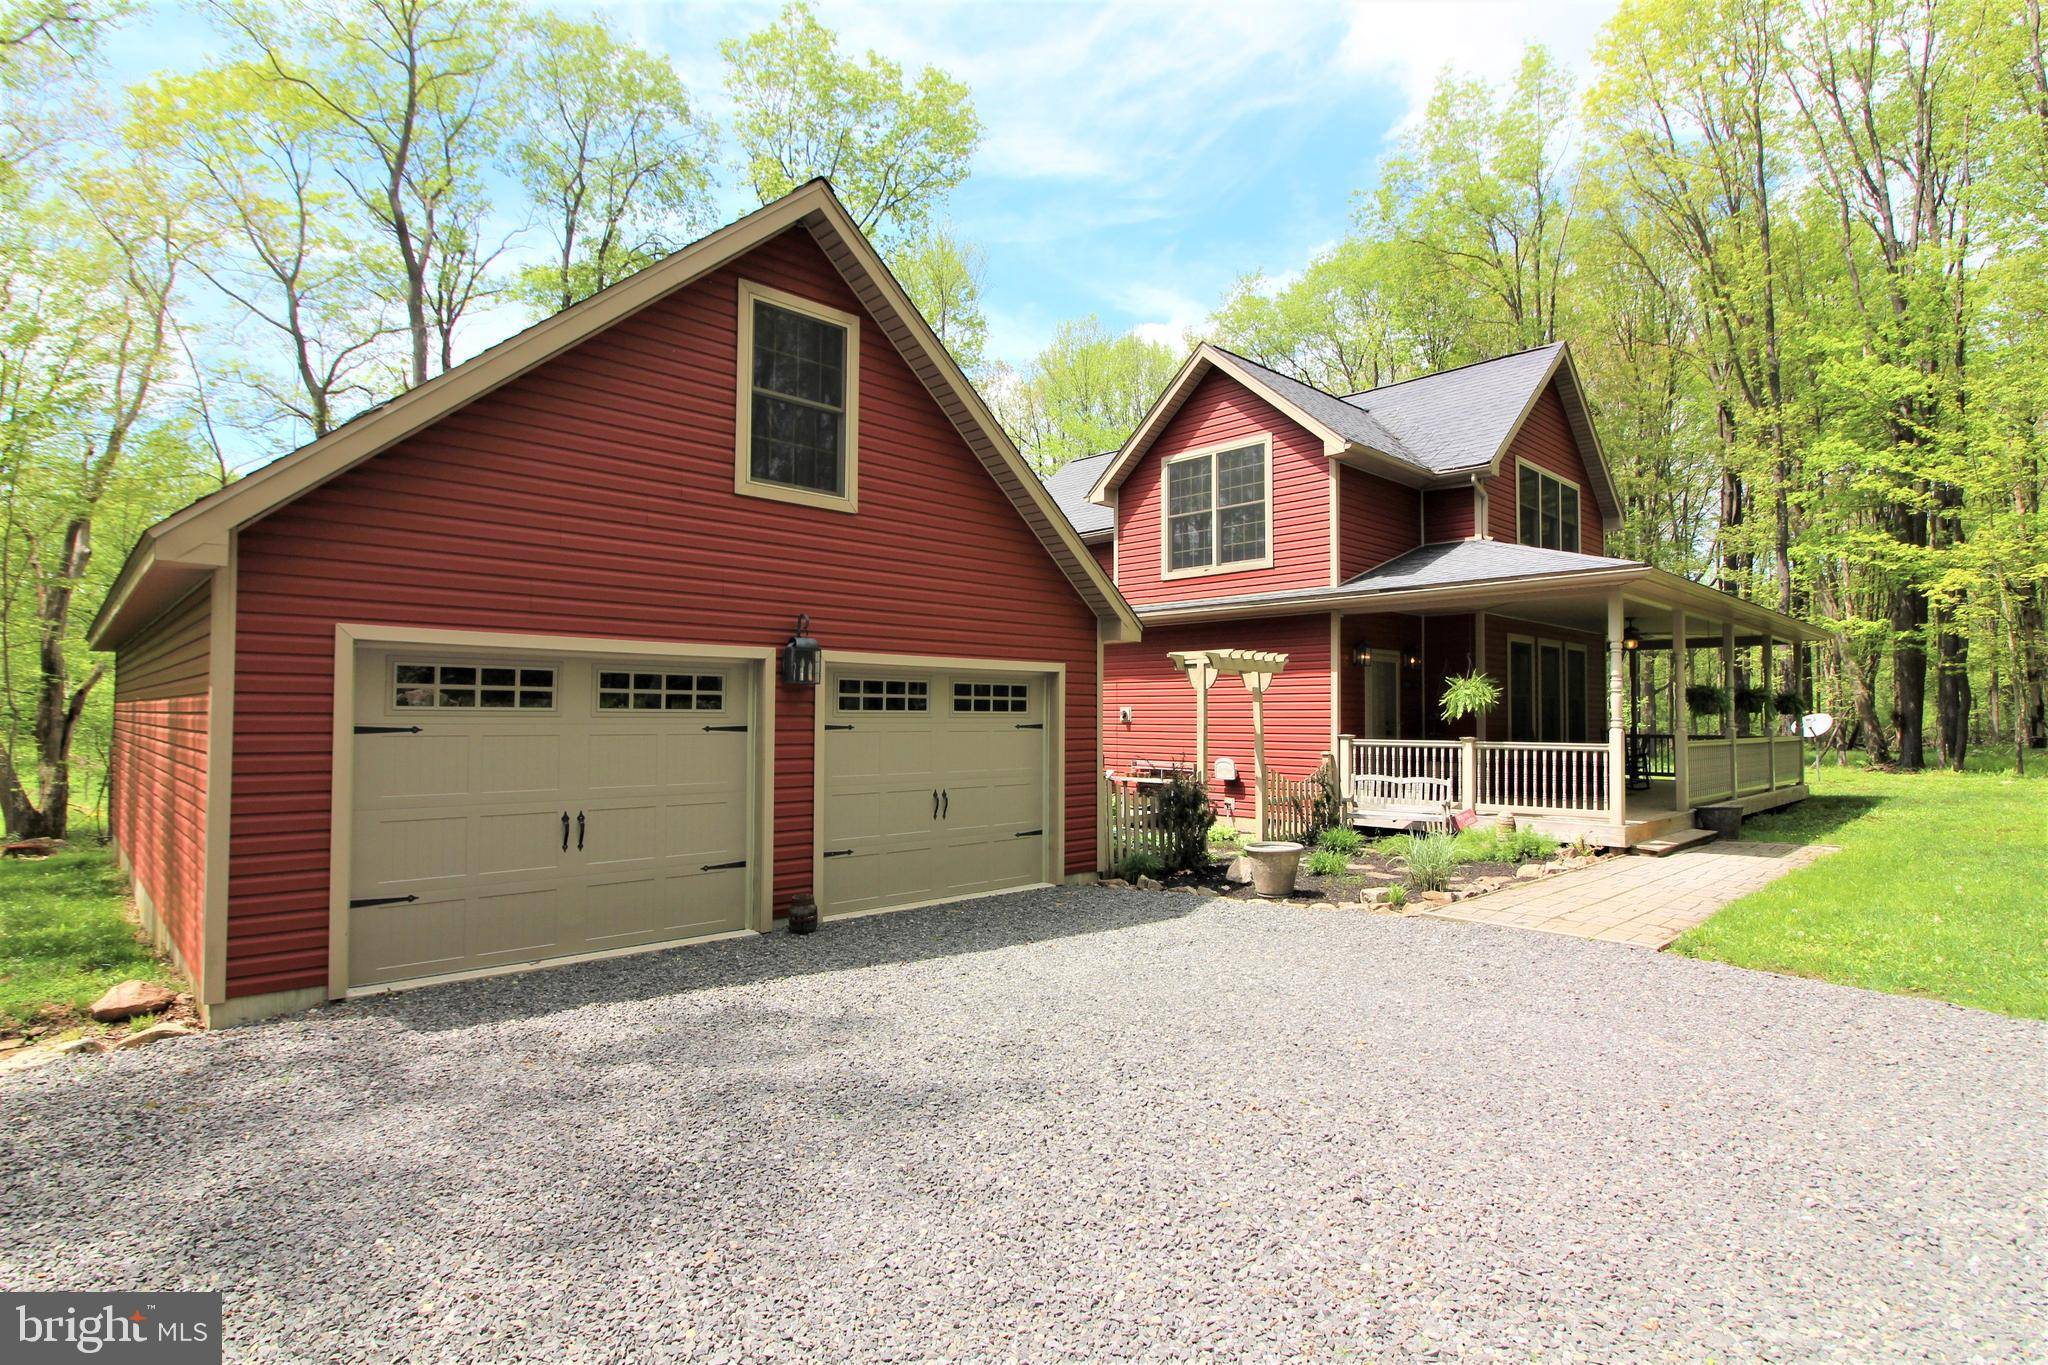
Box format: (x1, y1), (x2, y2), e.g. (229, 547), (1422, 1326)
(1425, 839), (1836, 946)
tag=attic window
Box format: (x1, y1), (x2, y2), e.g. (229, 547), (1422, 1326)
(1162, 436), (1271, 577)
(736, 279), (860, 513)
(1517, 462), (1580, 553)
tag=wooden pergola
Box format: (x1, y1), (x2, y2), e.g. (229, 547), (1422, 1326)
(1167, 649), (1288, 835)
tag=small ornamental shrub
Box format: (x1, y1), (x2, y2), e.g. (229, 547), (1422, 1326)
(1114, 851), (1164, 882)
(1303, 848), (1350, 877)
(1154, 771), (1215, 874)
(1208, 822), (1243, 846)
(1315, 827), (1364, 855)
(1402, 833), (1458, 892)
(1503, 827), (1557, 864)
(1383, 883), (1407, 909)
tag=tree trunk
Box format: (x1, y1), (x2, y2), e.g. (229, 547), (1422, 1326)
(4, 515), (103, 839)
(1846, 640), (1890, 764)
(2021, 588), (2047, 749)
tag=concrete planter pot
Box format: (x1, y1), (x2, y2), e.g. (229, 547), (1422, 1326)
(1243, 841), (1305, 898)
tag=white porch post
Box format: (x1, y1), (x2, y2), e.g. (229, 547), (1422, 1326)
(1247, 674), (1270, 838)
(1185, 658), (1217, 787)
(1670, 606), (1689, 810)
(1763, 633), (1777, 789)
(1606, 592), (1627, 829)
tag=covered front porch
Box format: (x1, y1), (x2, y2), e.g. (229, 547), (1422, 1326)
(1334, 575), (1819, 849)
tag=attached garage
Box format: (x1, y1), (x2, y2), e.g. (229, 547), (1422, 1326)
(817, 660), (1060, 918)
(90, 181), (1139, 1026)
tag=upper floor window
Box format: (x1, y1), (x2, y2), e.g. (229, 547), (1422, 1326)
(1518, 462), (1580, 552)
(1162, 436), (1271, 577)
(736, 280), (860, 513)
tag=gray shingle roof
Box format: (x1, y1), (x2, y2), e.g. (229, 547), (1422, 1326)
(1038, 450), (1116, 539)
(1133, 539), (1642, 617)
(1210, 349), (1420, 462)
(1339, 343), (1565, 474)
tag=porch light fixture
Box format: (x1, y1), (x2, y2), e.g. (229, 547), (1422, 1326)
(781, 614), (821, 686)
(1404, 651), (1422, 669)
(1349, 642), (1375, 667)
(1622, 620), (1642, 652)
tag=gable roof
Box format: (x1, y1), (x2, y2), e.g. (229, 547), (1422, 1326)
(90, 180), (1139, 648)
(1040, 451), (1116, 540)
(1087, 341), (1619, 524)
(1339, 343), (1565, 475)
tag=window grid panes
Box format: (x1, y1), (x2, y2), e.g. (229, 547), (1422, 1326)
(750, 300), (847, 496)
(837, 678), (929, 712)
(1519, 464), (1581, 552)
(597, 670), (725, 712)
(953, 681), (1028, 714)
(395, 662), (555, 710)
(1166, 442), (1265, 572)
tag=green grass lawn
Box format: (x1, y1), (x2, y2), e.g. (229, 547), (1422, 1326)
(0, 847), (184, 1035)
(1669, 755), (2048, 1019)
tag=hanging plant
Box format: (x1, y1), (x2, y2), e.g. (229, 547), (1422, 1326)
(1733, 684), (1771, 715)
(1772, 691), (1803, 718)
(1438, 669), (1502, 724)
(1685, 683), (1728, 717)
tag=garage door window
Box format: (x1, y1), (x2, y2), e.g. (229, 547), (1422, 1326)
(953, 681), (1028, 714)
(597, 670), (726, 712)
(394, 662), (555, 710)
(837, 678), (928, 712)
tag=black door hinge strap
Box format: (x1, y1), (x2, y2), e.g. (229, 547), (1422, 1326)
(349, 894), (418, 908)
(354, 725), (423, 735)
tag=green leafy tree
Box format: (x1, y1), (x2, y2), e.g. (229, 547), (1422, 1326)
(511, 8), (715, 313)
(992, 317), (1179, 472)
(890, 225), (988, 376)
(721, 0), (979, 246)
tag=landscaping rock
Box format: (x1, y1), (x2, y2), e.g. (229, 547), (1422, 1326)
(1419, 891), (1454, 905)
(114, 1023), (198, 1051)
(1223, 855), (1252, 885)
(1515, 863), (1547, 880)
(51, 1037), (106, 1056)
(1135, 876), (1164, 892)
(89, 980), (178, 1023)
(1309, 901), (1336, 911)
(1100, 878), (1128, 889)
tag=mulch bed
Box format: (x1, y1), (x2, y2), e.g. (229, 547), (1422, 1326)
(1131, 846), (1608, 907)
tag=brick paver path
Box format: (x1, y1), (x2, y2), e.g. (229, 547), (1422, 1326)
(1424, 840), (1837, 947)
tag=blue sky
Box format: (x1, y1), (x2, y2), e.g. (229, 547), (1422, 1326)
(104, 0), (1617, 375)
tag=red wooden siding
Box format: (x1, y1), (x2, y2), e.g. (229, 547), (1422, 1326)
(1089, 539), (1114, 576)
(1102, 613), (1333, 822)
(1115, 371), (1331, 604)
(228, 226), (1100, 1001)
(1422, 487), (1475, 544)
(1337, 613), (1425, 739)
(110, 582), (210, 984)
(1337, 465), (1421, 580)
(1485, 383), (1605, 555)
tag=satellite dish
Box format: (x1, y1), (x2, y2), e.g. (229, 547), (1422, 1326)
(1799, 712), (1834, 739)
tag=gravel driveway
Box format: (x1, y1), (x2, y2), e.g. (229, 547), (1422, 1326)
(3, 887), (2040, 1362)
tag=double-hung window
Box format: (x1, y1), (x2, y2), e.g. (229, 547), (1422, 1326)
(736, 280), (860, 511)
(1517, 462), (1581, 552)
(1163, 437), (1270, 576)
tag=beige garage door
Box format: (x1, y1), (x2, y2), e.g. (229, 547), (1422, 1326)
(347, 648), (754, 988)
(820, 667), (1051, 918)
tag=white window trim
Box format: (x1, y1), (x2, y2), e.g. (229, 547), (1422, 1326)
(734, 278), (861, 514)
(1157, 433), (1276, 581)
(1514, 457), (1583, 553)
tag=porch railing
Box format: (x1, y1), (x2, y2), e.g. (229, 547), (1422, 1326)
(1630, 732), (1676, 780)
(1349, 739), (1463, 807)
(1474, 741), (1610, 816)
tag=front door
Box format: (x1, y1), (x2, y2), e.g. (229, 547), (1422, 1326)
(1364, 659), (1399, 738)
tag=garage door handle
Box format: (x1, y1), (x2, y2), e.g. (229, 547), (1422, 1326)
(576, 811), (586, 851)
(941, 789), (949, 819)
(932, 789), (939, 818)
(561, 811), (570, 851)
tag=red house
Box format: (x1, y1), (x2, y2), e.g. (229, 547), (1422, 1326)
(91, 182), (1138, 1026)
(1046, 344), (1821, 853)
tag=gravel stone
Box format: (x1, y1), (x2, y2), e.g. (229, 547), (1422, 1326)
(2, 886), (2039, 1362)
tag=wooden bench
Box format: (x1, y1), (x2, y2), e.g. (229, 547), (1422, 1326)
(1352, 774), (1455, 833)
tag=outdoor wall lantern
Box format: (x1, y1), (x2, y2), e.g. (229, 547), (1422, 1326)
(1622, 619), (1643, 651)
(781, 614), (822, 686)
(1404, 650), (1422, 669)
(1349, 642), (1375, 666)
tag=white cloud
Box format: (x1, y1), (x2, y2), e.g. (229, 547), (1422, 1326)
(1334, 0), (1612, 126)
